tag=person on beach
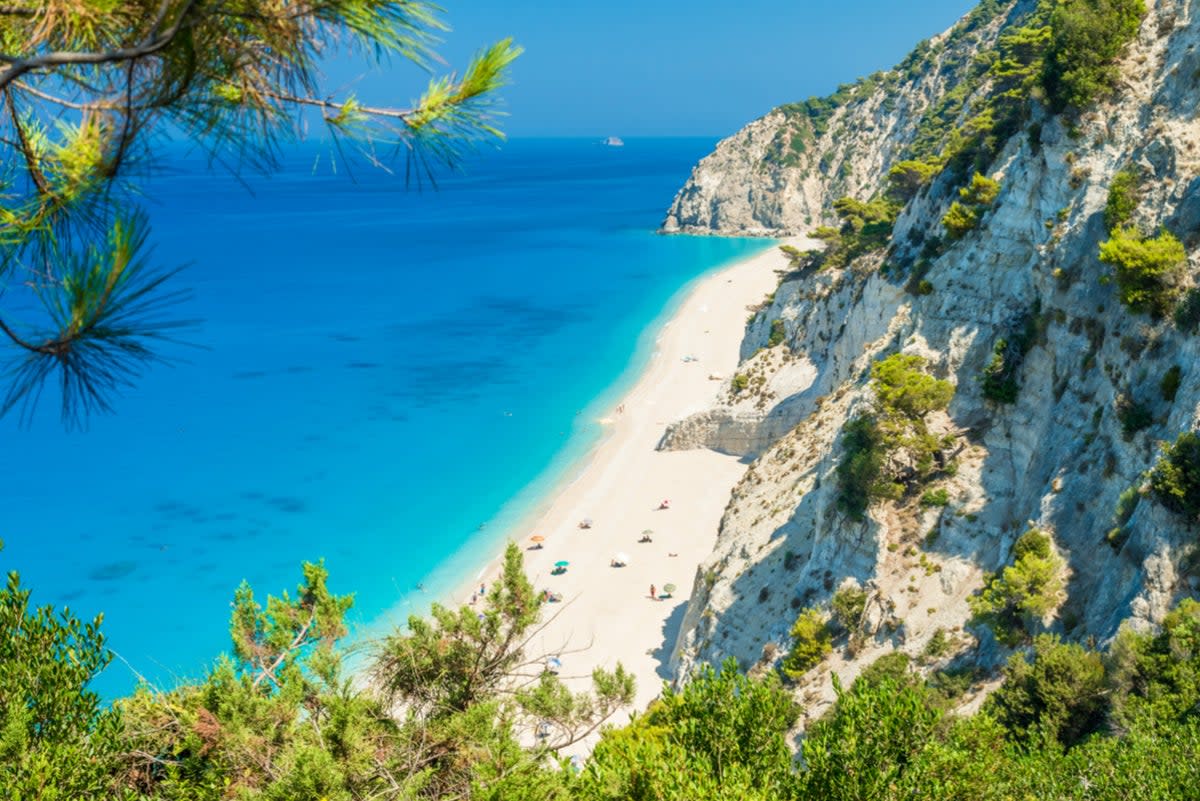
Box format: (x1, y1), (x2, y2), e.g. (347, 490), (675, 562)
(650, 584), (656, 600)
(480, 583), (486, 596)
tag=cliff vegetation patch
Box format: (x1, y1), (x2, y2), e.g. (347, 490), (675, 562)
(968, 528), (1065, 644)
(837, 354), (956, 520)
(1098, 227), (1188, 317)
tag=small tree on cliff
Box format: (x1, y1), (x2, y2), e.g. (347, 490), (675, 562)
(0, 1), (520, 424)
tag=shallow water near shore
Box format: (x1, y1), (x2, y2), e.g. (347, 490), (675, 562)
(1, 137), (770, 696)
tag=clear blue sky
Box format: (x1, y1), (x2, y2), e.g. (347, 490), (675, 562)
(340, 0), (976, 137)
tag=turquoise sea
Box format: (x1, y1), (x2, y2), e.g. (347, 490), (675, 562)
(1, 138), (770, 696)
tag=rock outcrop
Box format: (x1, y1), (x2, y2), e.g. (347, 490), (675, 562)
(661, 0), (1200, 723)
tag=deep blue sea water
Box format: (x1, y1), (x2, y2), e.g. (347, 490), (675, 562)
(1, 138), (769, 696)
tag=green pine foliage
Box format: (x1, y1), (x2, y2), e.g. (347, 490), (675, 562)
(886, 160), (940, 202)
(782, 608), (833, 678)
(830, 586), (869, 632)
(969, 528), (1065, 644)
(579, 658), (799, 801)
(1105, 169), (1141, 232)
(1042, 0), (1147, 111)
(1150, 431), (1200, 521)
(1099, 228), (1188, 316)
(837, 354), (956, 520)
(943, 173), (1002, 239)
(987, 635), (1107, 747)
(810, 196), (900, 271)
(0, 2), (521, 424)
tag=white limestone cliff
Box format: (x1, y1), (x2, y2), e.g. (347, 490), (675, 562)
(661, 0), (1200, 724)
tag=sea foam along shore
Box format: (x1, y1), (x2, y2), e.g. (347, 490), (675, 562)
(450, 240), (796, 752)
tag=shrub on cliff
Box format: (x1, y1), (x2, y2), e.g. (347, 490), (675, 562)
(959, 172), (1001, 206)
(811, 196), (899, 270)
(1115, 392), (1153, 438)
(782, 608), (832, 678)
(836, 416), (897, 520)
(942, 173), (1002, 240)
(969, 529), (1065, 644)
(1161, 365), (1183, 403)
(1042, 0), (1147, 111)
(831, 585), (869, 632)
(872, 353), (955, 419)
(1150, 431), (1200, 521)
(1099, 227), (1187, 316)
(768, 319), (786, 347)
(887, 160), (940, 202)
(1105, 169), (1140, 232)
(837, 355), (956, 519)
(942, 202), (980, 239)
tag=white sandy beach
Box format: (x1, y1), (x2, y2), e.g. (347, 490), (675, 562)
(458, 242), (791, 747)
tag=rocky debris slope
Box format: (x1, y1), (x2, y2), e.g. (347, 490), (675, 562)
(662, 0), (1200, 724)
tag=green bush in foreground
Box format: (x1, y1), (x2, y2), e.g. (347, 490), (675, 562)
(12, 540), (1200, 800)
(1098, 227), (1187, 316)
(987, 635), (1107, 747)
(580, 658), (799, 801)
(1150, 431), (1200, 521)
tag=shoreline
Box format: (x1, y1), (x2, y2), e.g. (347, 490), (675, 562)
(440, 240), (792, 751)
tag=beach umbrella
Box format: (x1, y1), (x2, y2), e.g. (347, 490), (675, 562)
(583, 517), (594, 526)
(614, 552), (630, 564)
(663, 583), (677, 594)
(641, 529), (654, 535)
(554, 560), (570, 567)
(530, 535), (545, 542)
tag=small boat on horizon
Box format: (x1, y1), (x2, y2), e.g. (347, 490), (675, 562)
(602, 136), (624, 147)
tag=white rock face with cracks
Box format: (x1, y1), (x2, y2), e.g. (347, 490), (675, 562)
(659, 0), (1200, 723)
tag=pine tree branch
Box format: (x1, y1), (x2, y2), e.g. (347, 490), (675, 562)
(0, 0), (198, 91)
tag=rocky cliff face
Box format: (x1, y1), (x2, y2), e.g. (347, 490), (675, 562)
(660, 5), (1016, 236)
(662, 0), (1200, 722)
